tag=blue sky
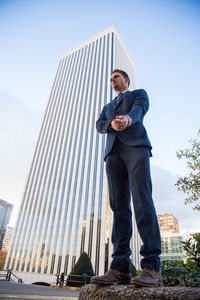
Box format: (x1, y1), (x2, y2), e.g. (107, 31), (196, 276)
(0, 0), (199, 231)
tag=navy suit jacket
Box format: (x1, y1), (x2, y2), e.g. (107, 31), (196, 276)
(96, 89), (152, 161)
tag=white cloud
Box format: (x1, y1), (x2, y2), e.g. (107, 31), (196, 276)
(151, 165), (199, 232)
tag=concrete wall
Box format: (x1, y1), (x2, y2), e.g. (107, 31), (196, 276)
(14, 271), (56, 285)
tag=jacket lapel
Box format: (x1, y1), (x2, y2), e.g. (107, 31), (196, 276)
(114, 90), (130, 111)
(108, 91), (130, 117)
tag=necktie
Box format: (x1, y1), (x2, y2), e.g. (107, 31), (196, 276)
(115, 93), (123, 106)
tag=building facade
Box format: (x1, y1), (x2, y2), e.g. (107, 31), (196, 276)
(158, 214), (185, 261)
(5, 27), (141, 278)
(160, 231), (185, 262)
(0, 199), (13, 250)
(158, 214), (179, 233)
(1, 226), (14, 251)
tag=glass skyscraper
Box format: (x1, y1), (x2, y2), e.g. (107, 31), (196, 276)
(6, 27), (141, 277)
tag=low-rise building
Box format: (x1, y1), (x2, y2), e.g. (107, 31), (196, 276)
(0, 199), (13, 250)
(160, 231), (185, 262)
(158, 213), (179, 233)
(1, 226), (14, 251)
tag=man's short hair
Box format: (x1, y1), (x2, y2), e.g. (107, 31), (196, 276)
(111, 69), (130, 86)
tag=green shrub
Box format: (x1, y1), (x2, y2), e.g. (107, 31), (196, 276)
(161, 233), (200, 287)
(161, 260), (187, 286)
(130, 263), (137, 277)
(161, 260), (200, 287)
(67, 252), (94, 287)
(182, 233), (200, 267)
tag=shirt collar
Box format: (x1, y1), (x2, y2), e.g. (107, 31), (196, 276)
(120, 89), (129, 94)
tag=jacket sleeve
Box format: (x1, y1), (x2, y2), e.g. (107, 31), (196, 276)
(128, 89), (149, 126)
(96, 105), (113, 134)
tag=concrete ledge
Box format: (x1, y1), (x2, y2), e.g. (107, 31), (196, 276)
(79, 284), (200, 300)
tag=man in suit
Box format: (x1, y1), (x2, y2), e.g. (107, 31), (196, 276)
(91, 69), (162, 287)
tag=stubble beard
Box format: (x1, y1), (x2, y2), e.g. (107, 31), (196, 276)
(113, 84), (121, 93)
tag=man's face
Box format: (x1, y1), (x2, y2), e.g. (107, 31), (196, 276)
(110, 72), (129, 93)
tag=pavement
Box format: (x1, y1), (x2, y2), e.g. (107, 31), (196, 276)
(0, 281), (79, 300)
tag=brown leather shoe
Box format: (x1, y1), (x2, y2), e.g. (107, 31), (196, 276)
(154, 271), (164, 287)
(91, 269), (131, 286)
(131, 268), (163, 287)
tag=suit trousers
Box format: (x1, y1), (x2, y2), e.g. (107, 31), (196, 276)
(106, 137), (161, 273)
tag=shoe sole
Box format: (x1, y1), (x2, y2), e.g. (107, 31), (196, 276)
(91, 280), (130, 286)
(131, 280), (164, 287)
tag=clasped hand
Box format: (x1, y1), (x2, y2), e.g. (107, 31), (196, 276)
(111, 115), (128, 131)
